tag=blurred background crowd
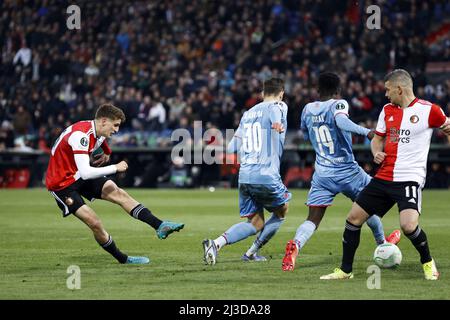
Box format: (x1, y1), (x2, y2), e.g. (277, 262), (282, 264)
(0, 0), (449, 188)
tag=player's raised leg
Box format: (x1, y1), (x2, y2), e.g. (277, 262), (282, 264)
(101, 180), (184, 239)
(400, 208), (439, 280)
(74, 205), (149, 264)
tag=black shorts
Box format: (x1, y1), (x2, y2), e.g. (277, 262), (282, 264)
(50, 177), (110, 217)
(355, 178), (422, 217)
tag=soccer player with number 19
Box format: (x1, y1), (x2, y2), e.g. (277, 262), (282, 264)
(202, 78), (291, 265)
(282, 72), (399, 272)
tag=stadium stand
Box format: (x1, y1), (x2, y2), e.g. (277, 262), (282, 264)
(0, 0), (449, 188)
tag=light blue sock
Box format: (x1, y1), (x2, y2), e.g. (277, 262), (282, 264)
(223, 222), (257, 244)
(366, 215), (385, 245)
(247, 214), (284, 255)
(294, 220), (316, 250)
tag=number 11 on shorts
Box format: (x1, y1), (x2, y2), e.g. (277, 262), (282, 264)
(405, 185), (417, 198)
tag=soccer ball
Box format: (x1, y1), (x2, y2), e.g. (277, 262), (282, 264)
(373, 243), (402, 268)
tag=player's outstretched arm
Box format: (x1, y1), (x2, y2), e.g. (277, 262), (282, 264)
(335, 113), (371, 137)
(371, 134), (386, 164)
(74, 153), (122, 180)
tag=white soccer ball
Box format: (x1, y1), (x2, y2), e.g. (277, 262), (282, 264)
(373, 243), (402, 268)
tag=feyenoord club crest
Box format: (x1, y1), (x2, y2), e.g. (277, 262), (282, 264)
(410, 115), (419, 123)
(65, 197), (74, 206)
(80, 137), (88, 147)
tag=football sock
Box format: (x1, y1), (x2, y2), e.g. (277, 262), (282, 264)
(246, 214), (284, 256)
(405, 226), (432, 264)
(221, 222), (257, 246)
(130, 204), (162, 230)
(245, 242), (260, 257)
(99, 235), (128, 264)
(293, 220), (316, 250)
(366, 214), (386, 245)
(341, 220), (362, 273)
(213, 236), (227, 251)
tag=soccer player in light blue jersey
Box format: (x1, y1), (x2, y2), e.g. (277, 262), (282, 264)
(202, 78), (291, 265)
(282, 72), (400, 271)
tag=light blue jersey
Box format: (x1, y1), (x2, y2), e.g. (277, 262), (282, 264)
(301, 99), (361, 177)
(228, 100), (291, 216)
(236, 100), (288, 185)
(301, 99), (371, 206)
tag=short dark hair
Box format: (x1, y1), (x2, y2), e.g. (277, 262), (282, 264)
(263, 78), (285, 96)
(95, 103), (126, 122)
(384, 69), (413, 88)
(318, 72), (340, 97)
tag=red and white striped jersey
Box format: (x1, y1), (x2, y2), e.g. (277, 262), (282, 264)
(45, 120), (112, 191)
(374, 98), (447, 185)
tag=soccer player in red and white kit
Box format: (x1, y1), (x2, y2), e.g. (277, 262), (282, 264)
(46, 104), (184, 264)
(321, 69), (450, 280)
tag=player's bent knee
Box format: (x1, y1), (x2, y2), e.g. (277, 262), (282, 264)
(249, 215), (264, 231)
(347, 203), (369, 225)
(114, 187), (130, 200)
(252, 220), (264, 232)
(101, 181), (121, 201)
(347, 214), (366, 226)
(400, 222), (418, 234)
(274, 204), (288, 218)
(253, 223), (264, 232)
(103, 186), (130, 204)
(88, 218), (104, 232)
(307, 208), (326, 228)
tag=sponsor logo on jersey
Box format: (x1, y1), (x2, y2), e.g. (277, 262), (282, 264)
(388, 116), (394, 122)
(410, 115), (419, 123)
(389, 127), (410, 143)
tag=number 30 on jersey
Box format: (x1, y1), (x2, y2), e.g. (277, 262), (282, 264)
(243, 122), (262, 153)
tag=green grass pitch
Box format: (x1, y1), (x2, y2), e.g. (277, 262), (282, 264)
(0, 188), (449, 299)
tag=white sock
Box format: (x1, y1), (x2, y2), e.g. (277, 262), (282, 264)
(294, 220), (316, 251)
(245, 243), (259, 257)
(214, 235), (227, 251)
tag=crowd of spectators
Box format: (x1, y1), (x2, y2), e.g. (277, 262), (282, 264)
(1, 0), (449, 153)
